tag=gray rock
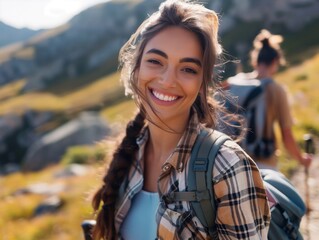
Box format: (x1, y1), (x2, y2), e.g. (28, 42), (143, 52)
(33, 195), (63, 217)
(53, 164), (88, 178)
(13, 182), (66, 196)
(22, 112), (110, 171)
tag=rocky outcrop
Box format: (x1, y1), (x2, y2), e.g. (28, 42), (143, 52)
(22, 112), (111, 171)
(0, 110), (54, 173)
(209, 0), (319, 33)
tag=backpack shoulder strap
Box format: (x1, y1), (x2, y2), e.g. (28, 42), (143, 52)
(170, 128), (230, 236)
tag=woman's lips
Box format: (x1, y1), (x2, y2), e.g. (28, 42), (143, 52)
(149, 88), (181, 106)
(152, 89), (178, 102)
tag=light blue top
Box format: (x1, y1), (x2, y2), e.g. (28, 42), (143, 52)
(120, 190), (160, 240)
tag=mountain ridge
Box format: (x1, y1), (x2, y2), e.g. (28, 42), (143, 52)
(0, 0), (318, 90)
(0, 21), (41, 48)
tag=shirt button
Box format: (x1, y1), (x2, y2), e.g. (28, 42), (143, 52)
(179, 162), (183, 169)
(162, 164), (171, 172)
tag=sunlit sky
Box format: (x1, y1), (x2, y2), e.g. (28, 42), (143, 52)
(0, 0), (110, 30)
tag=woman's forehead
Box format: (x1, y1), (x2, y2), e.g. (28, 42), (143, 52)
(143, 26), (203, 60)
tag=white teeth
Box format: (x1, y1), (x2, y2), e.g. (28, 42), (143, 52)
(152, 90), (178, 102)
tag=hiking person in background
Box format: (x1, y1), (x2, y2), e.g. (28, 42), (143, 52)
(91, 0), (270, 239)
(223, 29), (312, 171)
(250, 29), (312, 170)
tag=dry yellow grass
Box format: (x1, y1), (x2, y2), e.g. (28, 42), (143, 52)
(276, 51), (319, 138)
(273, 51), (319, 174)
(0, 79), (26, 101)
(13, 46), (35, 59)
(0, 92), (65, 115)
(0, 71), (125, 116)
(0, 163), (104, 240)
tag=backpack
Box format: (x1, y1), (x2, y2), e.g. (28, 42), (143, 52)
(221, 72), (275, 158)
(172, 128), (306, 240)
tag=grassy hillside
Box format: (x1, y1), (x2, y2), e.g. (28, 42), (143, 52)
(277, 49), (319, 137)
(0, 163), (103, 240)
(0, 71), (125, 116)
(273, 50), (319, 173)
(1, 45), (319, 240)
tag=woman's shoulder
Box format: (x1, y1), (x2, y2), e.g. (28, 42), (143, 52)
(212, 138), (257, 181)
(267, 79), (287, 94)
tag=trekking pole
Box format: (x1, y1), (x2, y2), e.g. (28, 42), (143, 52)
(303, 134), (315, 214)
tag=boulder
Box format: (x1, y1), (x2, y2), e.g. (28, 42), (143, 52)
(22, 111), (110, 171)
(33, 195), (64, 217)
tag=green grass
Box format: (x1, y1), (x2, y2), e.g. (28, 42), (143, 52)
(100, 98), (137, 123)
(61, 145), (106, 165)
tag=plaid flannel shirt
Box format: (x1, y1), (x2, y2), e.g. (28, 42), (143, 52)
(115, 111), (270, 239)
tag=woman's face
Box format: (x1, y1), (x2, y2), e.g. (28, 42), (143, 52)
(137, 26), (204, 130)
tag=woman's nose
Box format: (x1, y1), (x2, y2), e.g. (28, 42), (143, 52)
(159, 67), (177, 88)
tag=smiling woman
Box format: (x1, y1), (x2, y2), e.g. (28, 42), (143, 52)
(0, 0), (109, 30)
(91, 0), (271, 239)
(137, 26), (203, 132)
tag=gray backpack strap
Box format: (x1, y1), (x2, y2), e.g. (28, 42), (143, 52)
(171, 128), (230, 237)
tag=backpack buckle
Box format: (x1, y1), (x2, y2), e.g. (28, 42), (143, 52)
(195, 190), (210, 201)
(282, 211), (299, 240)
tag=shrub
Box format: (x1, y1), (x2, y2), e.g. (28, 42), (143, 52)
(61, 145), (106, 165)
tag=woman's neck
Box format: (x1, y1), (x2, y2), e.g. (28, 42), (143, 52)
(256, 68), (273, 79)
(142, 124), (185, 192)
(255, 62), (276, 79)
(147, 124), (184, 163)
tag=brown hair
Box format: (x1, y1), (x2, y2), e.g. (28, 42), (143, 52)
(250, 29), (286, 67)
(92, 0), (224, 239)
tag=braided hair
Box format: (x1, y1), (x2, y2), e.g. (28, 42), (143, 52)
(92, 112), (145, 240)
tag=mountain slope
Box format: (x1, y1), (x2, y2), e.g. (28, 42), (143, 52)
(1, 0), (319, 90)
(0, 21), (40, 47)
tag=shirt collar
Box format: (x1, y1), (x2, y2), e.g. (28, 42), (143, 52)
(137, 109), (202, 172)
(169, 110), (201, 172)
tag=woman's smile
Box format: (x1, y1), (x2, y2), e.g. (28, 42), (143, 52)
(150, 88), (180, 104)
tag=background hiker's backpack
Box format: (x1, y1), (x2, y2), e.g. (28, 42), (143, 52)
(172, 128), (306, 239)
(222, 72), (275, 158)
(262, 169), (306, 240)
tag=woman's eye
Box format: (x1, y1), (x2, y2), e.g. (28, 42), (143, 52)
(182, 67), (197, 74)
(147, 59), (161, 65)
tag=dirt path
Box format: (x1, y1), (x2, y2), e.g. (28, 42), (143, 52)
(290, 150), (319, 240)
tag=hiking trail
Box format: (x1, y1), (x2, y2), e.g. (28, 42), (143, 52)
(290, 145), (319, 240)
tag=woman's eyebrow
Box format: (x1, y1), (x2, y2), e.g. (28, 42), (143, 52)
(146, 48), (202, 67)
(146, 48), (167, 58)
(180, 57), (202, 67)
